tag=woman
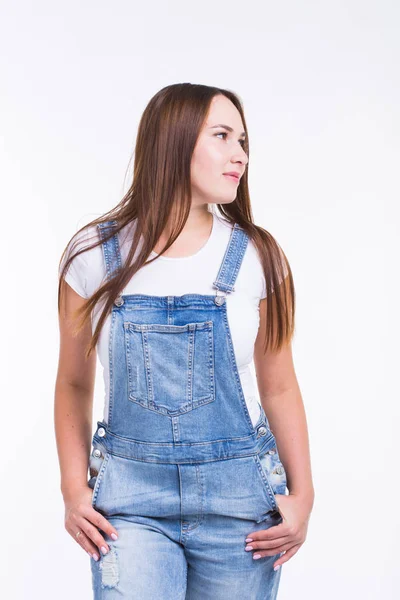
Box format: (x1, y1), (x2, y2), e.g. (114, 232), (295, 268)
(56, 83), (314, 599)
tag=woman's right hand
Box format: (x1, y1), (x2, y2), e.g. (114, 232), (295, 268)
(64, 485), (119, 561)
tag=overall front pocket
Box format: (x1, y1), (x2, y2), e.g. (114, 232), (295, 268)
(123, 320), (215, 416)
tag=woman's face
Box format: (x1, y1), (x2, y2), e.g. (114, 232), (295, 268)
(191, 94), (248, 206)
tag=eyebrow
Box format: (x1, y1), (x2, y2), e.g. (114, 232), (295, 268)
(209, 124), (246, 138)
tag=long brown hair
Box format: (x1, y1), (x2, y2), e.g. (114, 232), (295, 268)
(58, 83), (295, 358)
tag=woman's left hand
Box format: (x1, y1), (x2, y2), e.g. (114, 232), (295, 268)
(245, 493), (313, 570)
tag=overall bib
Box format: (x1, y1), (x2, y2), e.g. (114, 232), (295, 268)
(88, 220), (288, 599)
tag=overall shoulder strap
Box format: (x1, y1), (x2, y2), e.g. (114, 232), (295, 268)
(213, 223), (249, 294)
(97, 220), (123, 281)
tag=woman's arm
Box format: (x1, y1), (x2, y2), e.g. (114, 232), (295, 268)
(54, 281), (118, 560)
(253, 297), (314, 509)
(54, 281), (96, 500)
(245, 295), (314, 570)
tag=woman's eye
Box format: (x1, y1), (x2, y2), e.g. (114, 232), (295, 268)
(215, 132), (246, 149)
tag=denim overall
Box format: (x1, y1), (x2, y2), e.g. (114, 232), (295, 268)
(88, 220), (288, 599)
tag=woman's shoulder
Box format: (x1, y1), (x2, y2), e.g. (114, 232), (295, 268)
(59, 220), (107, 299)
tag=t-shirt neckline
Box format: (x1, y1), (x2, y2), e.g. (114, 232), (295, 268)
(149, 212), (217, 261)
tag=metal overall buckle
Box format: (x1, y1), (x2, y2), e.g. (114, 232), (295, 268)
(214, 290), (227, 306)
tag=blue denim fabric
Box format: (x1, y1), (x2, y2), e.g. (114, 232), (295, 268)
(88, 220), (288, 599)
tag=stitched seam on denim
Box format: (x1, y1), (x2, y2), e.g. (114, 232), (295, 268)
(107, 309), (116, 427)
(96, 426), (269, 446)
(98, 220), (122, 281)
(226, 231), (249, 290)
(254, 455), (277, 510)
(124, 322), (215, 415)
(221, 303), (254, 432)
(213, 223), (239, 290)
(91, 452), (111, 509)
(91, 448), (273, 465)
(213, 224), (249, 292)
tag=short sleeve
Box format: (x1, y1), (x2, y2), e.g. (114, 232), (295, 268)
(260, 245), (288, 299)
(260, 276), (267, 300)
(59, 228), (90, 299)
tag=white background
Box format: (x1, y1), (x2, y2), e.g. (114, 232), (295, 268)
(1, 1), (398, 598)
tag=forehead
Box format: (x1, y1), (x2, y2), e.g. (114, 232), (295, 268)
(204, 95), (244, 130)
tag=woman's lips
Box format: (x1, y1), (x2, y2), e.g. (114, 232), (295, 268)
(223, 174), (240, 182)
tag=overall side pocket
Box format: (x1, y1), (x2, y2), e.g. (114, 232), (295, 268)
(254, 443), (288, 515)
(88, 444), (110, 510)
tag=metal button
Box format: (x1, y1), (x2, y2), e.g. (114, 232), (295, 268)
(114, 296), (124, 306)
(97, 427), (106, 437)
(93, 448), (102, 458)
(214, 295), (225, 306)
(274, 466), (284, 475)
(257, 426), (267, 436)
(268, 448), (276, 455)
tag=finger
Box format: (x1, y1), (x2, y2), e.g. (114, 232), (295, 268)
(81, 503), (119, 542)
(272, 543), (302, 569)
(67, 525), (100, 561)
(76, 515), (112, 557)
(246, 522), (288, 543)
(250, 540), (293, 559)
(245, 535), (289, 553)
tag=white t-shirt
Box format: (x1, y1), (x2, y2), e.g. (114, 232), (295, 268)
(60, 212), (271, 427)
